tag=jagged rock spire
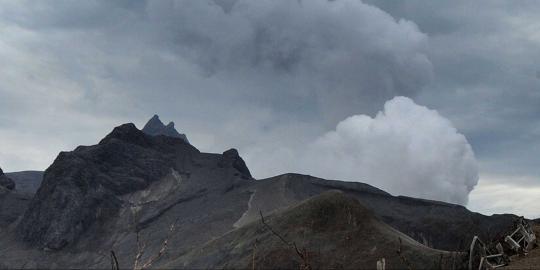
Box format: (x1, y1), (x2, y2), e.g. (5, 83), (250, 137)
(141, 115), (189, 143)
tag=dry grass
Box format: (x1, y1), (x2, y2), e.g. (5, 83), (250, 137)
(259, 211), (312, 270)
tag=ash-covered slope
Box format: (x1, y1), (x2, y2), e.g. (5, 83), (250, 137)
(0, 167), (33, 231)
(170, 191), (465, 269)
(142, 115), (189, 143)
(241, 174), (516, 251)
(0, 167), (15, 191)
(0, 189), (31, 231)
(5, 171), (43, 194)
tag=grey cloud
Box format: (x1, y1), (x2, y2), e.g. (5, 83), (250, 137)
(468, 178), (540, 218)
(136, 0), (433, 123)
(364, 0), (540, 184)
(247, 96), (478, 205)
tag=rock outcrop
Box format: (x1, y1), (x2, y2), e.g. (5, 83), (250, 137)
(141, 115), (189, 143)
(219, 148), (252, 179)
(0, 167), (15, 191)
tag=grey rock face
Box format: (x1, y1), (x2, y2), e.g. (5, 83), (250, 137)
(141, 115), (189, 143)
(16, 122), (255, 253)
(0, 167), (15, 191)
(0, 167), (32, 232)
(0, 188), (32, 230)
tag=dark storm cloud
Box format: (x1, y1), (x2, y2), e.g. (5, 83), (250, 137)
(0, 0), (433, 169)
(1, 0), (432, 123)
(364, 0), (540, 216)
(137, 0), (433, 123)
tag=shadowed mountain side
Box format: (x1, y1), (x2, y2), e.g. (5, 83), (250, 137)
(0, 167), (32, 232)
(0, 167), (15, 190)
(169, 191), (466, 269)
(0, 188), (32, 231)
(5, 171), (43, 194)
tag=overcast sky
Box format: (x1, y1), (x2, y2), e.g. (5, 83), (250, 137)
(1, 0), (539, 218)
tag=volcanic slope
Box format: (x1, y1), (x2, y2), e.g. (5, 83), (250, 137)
(236, 173), (516, 251)
(5, 171), (44, 194)
(169, 191), (465, 269)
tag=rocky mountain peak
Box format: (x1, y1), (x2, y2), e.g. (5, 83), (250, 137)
(17, 121), (255, 250)
(17, 121), (202, 250)
(219, 148), (252, 179)
(142, 115), (189, 143)
(0, 166), (15, 190)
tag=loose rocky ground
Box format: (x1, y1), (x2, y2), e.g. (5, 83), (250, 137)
(165, 191), (466, 269)
(5, 171), (43, 194)
(502, 223), (540, 270)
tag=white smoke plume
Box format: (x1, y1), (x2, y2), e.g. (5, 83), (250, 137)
(249, 97), (479, 205)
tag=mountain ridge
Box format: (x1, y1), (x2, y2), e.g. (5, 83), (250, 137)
(0, 116), (522, 268)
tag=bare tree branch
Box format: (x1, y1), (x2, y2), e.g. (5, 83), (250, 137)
(110, 250), (119, 270)
(396, 237), (413, 270)
(252, 238), (258, 270)
(259, 210), (311, 270)
(128, 217), (179, 270)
